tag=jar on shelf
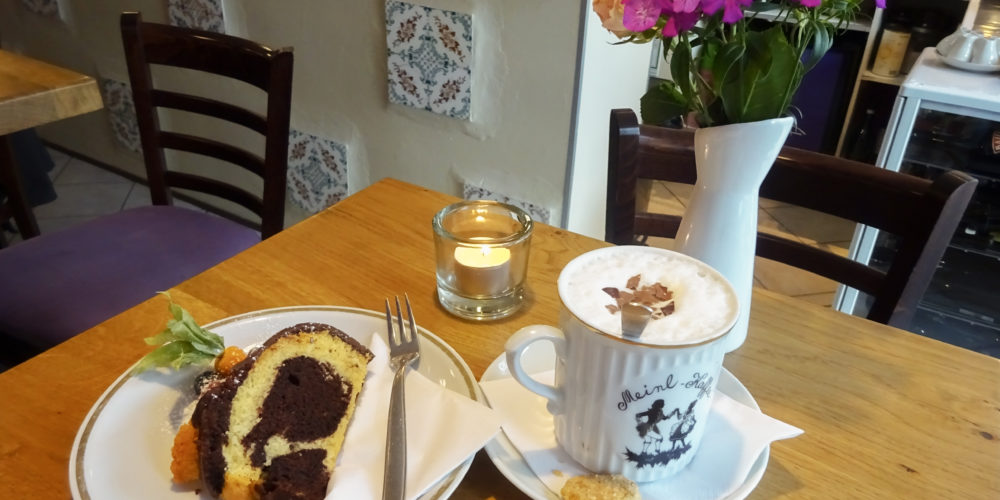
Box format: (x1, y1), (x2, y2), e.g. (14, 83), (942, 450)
(872, 22), (912, 77)
(901, 21), (937, 74)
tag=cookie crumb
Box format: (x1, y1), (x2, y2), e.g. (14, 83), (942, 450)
(560, 474), (639, 500)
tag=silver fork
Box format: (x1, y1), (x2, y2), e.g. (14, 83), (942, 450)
(383, 294), (420, 500)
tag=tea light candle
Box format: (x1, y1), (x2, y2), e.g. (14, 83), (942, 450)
(432, 199), (533, 320)
(453, 245), (511, 296)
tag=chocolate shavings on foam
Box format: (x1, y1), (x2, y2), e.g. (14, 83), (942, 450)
(603, 274), (676, 319)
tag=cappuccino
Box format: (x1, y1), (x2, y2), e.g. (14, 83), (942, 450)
(558, 246), (738, 345)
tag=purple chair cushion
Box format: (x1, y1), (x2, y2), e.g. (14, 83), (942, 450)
(0, 206), (260, 348)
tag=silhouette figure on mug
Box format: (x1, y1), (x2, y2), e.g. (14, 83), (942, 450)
(625, 398), (696, 468)
(669, 401), (698, 451)
(635, 399), (671, 453)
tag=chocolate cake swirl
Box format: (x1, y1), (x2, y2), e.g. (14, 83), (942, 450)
(191, 322), (373, 499)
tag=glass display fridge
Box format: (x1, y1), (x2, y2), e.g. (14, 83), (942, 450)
(836, 48), (1000, 357)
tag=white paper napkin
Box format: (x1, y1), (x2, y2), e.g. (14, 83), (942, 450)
(480, 370), (803, 500)
(327, 336), (502, 499)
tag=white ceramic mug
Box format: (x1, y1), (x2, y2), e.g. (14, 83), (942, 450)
(505, 246), (738, 482)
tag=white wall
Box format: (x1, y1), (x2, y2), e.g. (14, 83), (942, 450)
(564, 9), (651, 239)
(0, 0), (585, 227)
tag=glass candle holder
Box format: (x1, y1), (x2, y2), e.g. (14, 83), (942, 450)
(432, 200), (533, 320)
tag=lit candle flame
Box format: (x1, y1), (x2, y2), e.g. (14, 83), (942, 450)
(452, 244), (511, 296)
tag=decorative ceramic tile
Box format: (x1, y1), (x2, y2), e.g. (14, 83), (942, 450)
(19, 0), (59, 17)
(168, 0), (225, 33)
(462, 183), (550, 224)
(99, 78), (142, 154)
(287, 130), (349, 214)
(386, 0), (472, 119)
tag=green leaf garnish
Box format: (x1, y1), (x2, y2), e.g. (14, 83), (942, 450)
(134, 292), (225, 373)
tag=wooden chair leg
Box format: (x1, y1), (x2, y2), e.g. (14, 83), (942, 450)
(0, 135), (40, 240)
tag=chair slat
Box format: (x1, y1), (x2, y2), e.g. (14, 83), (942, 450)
(124, 19), (282, 91)
(158, 132), (264, 177)
(632, 212), (888, 297)
(163, 170), (264, 218)
(755, 233), (885, 295)
(633, 124), (949, 237)
(634, 213), (682, 240)
(150, 90), (268, 134)
(762, 155), (932, 236)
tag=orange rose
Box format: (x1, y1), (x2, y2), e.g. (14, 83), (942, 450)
(592, 0), (630, 38)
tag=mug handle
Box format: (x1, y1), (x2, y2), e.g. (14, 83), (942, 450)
(505, 325), (567, 414)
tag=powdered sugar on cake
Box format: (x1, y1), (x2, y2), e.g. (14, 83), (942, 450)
(559, 247), (738, 345)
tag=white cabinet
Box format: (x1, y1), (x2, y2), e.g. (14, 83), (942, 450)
(835, 1), (979, 157)
(837, 47), (1000, 355)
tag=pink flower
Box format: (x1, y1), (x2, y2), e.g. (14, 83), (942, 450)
(701, 0), (751, 23)
(662, 10), (701, 37)
(623, 0), (664, 31)
(673, 0), (701, 13)
(875, 0), (886, 7)
(797, 0), (821, 6)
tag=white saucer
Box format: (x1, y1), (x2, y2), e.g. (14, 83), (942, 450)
(479, 344), (767, 500)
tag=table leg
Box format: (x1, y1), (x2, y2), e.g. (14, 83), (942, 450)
(0, 134), (41, 239)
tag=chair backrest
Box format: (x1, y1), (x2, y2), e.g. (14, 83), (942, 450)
(120, 11), (293, 239)
(606, 108), (978, 329)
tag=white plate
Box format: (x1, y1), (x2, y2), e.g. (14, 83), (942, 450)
(69, 305), (484, 500)
(479, 343), (767, 500)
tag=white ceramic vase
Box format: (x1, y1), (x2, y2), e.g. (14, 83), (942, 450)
(674, 116), (794, 352)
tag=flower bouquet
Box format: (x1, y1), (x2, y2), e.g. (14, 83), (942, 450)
(593, 0), (885, 126)
(593, 0), (886, 352)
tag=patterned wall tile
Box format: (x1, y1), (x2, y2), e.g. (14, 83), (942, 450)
(99, 78), (142, 154)
(168, 0), (225, 33)
(287, 130), (349, 214)
(462, 183), (550, 224)
(386, 0), (472, 120)
(19, 0), (59, 17)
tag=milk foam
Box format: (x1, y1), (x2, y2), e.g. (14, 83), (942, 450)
(559, 246), (738, 345)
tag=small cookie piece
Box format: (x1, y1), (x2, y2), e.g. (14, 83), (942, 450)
(560, 473), (640, 500)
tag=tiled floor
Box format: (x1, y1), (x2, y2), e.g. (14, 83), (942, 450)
(641, 179), (856, 311)
(2, 147), (201, 246)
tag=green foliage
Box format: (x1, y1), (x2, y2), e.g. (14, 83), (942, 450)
(714, 27), (801, 123)
(134, 292), (225, 373)
(641, 81), (689, 126)
(639, 0), (866, 126)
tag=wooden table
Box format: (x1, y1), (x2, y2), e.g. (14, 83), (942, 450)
(1, 178), (997, 499)
(0, 49), (102, 239)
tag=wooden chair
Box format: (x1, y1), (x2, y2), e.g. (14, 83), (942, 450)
(606, 108), (977, 329)
(122, 11), (293, 239)
(0, 12), (293, 356)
